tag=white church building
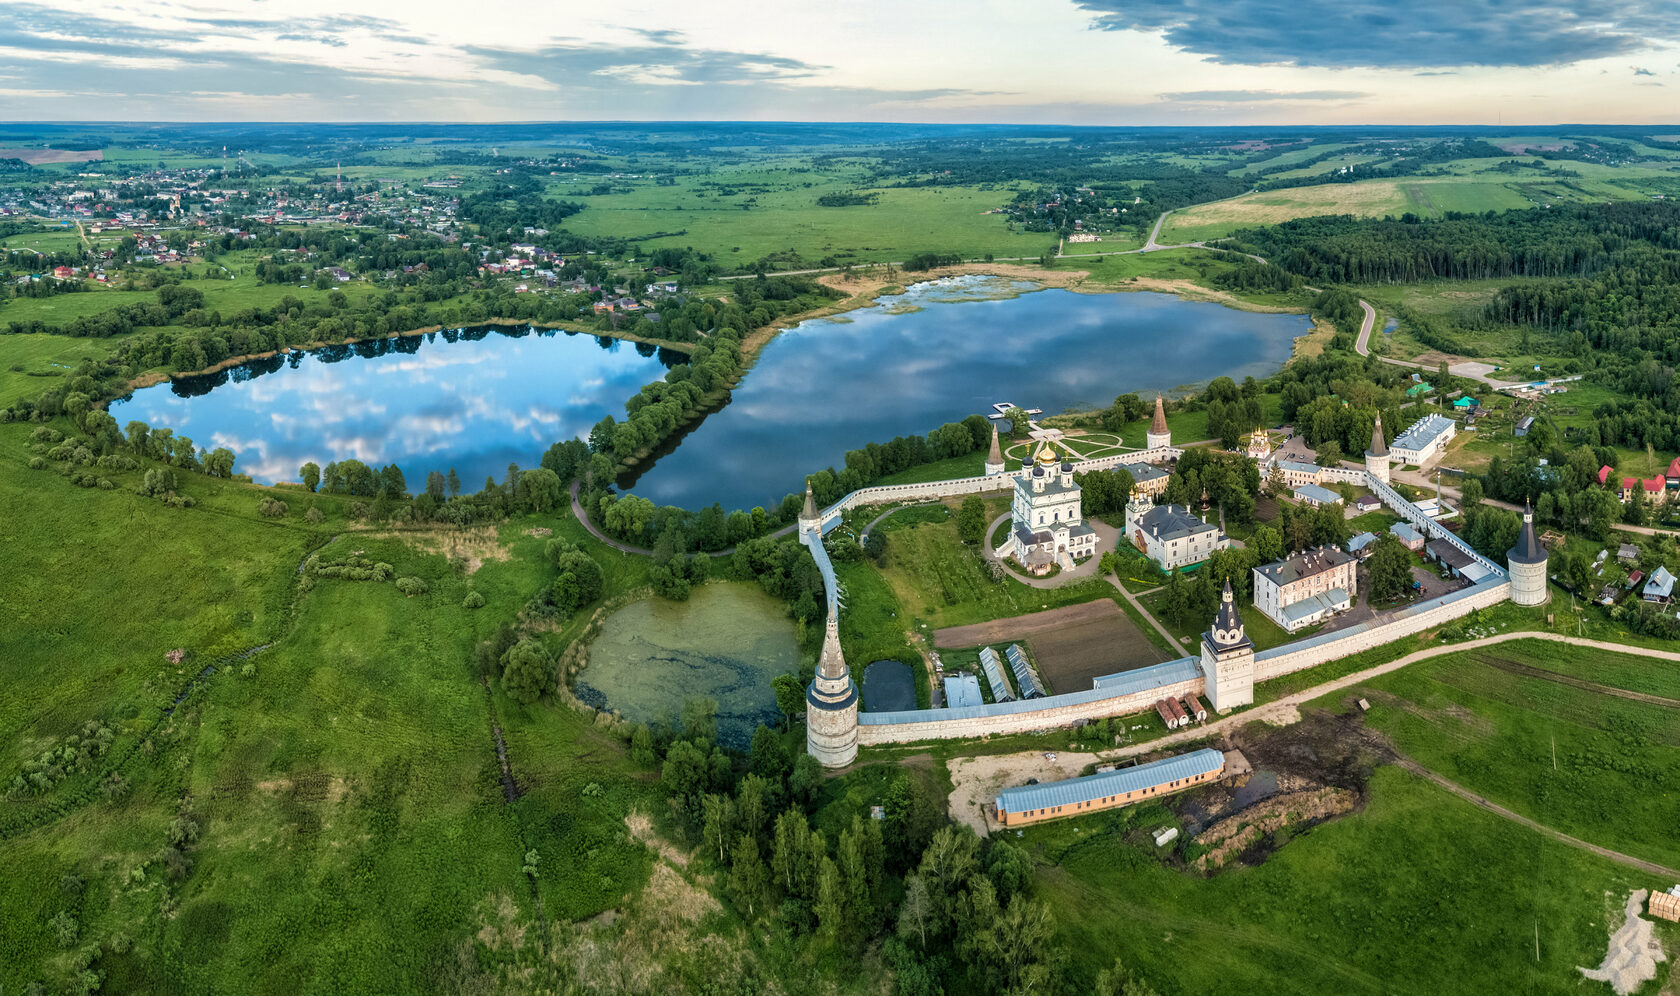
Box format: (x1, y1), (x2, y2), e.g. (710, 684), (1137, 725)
(1000, 441), (1099, 574)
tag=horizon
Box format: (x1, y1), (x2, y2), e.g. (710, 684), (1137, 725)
(1, 0), (1677, 124)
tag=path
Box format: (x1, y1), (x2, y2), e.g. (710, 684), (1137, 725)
(946, 631), (1680, 871)
(1108, 574), (1183, 652)
(1353, 298), (1516, 389)
(1389, 754), (1680, 880)
(1473, 652), (1680, 709)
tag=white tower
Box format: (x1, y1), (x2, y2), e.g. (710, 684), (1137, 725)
(1507, 502), (1550, 606)
(984, 425), (1005, 476)
(1365, 414), (1391, 485)
(1199, 580), (1255, 712)
(805, 614), (858, 767)
(1146, 393), (1171, 450)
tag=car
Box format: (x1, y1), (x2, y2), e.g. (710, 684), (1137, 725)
(1044, 752), (1057, 761)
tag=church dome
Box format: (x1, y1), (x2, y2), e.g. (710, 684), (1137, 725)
(1034, 441), (1059, 465)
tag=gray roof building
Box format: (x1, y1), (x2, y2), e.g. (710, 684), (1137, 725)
(978, 646), (1014, 703)
(944, 674), (984, 710)
(1136, 504), (1216, 542)
(996, 749), (1225, 817)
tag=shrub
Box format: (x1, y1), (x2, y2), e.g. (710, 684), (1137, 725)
(462, 591), (486, 609)
(49, 911), (78, 948)
(257, 497), (289, 518)
(395, 576), (429, 597)
(304, 506), (325, 524)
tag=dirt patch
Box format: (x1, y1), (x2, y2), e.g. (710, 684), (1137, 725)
(524, 527), (552, 537)
(0, 147), (102, 165)
(934, 600), (1165, 693)
(254, 774), (349, 804)
(371, 525), (509, 574)
(1579, 890), (1666, 995)
(626, 809), (690, 868)
(947, 749), (1103, 835)
(1192, 785), (1358, 871)
(1124, 277), (1303, 314)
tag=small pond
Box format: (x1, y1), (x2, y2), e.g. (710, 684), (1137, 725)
(862, 659), (916, 712)
(574, 583), (801, 747)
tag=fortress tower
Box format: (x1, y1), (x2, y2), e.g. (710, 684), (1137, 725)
(1199, 579), (1255, 712)
(1507, 502), (1550, 606)
(1146, 393), (1172, 450)
(798, 481), (822, 539)
(1365, 414), (1391, 485)
(984, 424), (1005, 476)
(805, 614), (858, 767)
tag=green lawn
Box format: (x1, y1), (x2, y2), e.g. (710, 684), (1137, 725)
(1354, 639), (1680, 871)
(1036, 765), (1666, 994)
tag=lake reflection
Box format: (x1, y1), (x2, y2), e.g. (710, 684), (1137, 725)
(111, 326), (676, 486)
(625, 276), (1311, 511)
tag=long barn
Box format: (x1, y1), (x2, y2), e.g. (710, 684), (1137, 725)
(994, 749), (1226, 827)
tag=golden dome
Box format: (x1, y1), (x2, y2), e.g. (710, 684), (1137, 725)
(1034, 440), (1059, 465)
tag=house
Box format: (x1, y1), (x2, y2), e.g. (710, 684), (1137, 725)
(1389, 414), (1456, 467)
(1667, 457), (1680, 490)
(1347, 532), (1378, 556)
(1120, 462), (1171, 497)
(1515, 416), (1534, 437)
(1619, 543), (1641, 563)
(1617, 475), (1665, 503)
(1354, 494), (1383, 513)
(1275, 459), (1321, 488)
(1292, 483), (1344, 509)
(51, 265), (74, 279)
(1405, 382), (1433, 397)
(994, 749), (1226, 827)
(1123, 495), (1228, 570)
(1390, 522), (1426, 551)
(1252, 545), (1357, 632)
(324, 266), (352, 282)
(1453, 396), (1478, 410)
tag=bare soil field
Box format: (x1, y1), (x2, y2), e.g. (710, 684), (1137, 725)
(932, 599), (1165, 693)
(0, 148), (102, 165)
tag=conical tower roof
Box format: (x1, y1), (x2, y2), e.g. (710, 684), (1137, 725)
(1208, 578), (1252, 652)
(1508, 501), (1546, 565)
(987, 425), (1003, 465)
(1151, 393), (1169, 435)
(1367, 414), (1389, 458)
(801, 481), (818, 521)
(816, 613), (846, 679)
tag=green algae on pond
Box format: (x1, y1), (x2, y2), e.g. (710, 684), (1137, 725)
(575, 584), (802, 747)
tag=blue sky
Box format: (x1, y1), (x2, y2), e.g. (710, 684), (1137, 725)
(0, 0), (1676, 122)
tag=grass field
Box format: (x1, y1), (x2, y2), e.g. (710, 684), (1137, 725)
(1355, 640), (1680, 871)
(560, 169), (1052, 264)
(1160, 167), (1680, 243)
(1036, 764), (1667, 993)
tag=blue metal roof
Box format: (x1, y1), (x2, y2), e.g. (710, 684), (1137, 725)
(944, 674), (983, 709)
(1293, 483), (1343, 505)
(978, 647), (1014, 703)
(860, 656), (1201, 726)
(996, 749), (1225, 815)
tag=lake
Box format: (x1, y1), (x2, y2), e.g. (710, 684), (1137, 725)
(109, 325), (676, 486)
(624, 276), (1312, 511)
(574, 583), (802, 747)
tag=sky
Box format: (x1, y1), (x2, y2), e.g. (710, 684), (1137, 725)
(0, 0), (1676, 124)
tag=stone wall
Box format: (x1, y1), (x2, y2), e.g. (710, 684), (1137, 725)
(852, 577), (1510, 744)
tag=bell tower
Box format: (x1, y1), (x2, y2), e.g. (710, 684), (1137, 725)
(1199, 579), (1255, 712)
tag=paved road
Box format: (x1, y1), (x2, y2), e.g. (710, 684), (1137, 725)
(1353, 299), (1517, 389)
(947, 630), (1680, 877)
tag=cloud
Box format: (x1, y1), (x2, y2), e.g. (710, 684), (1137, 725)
(466, 41), (824, 89)
(1075, 0), (1675, 68)
(1634, 66), (1656, 76)
(1160, 89), (1371, 102)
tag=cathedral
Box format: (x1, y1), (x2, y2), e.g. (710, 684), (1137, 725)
(1001, 440), (1099, 575)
